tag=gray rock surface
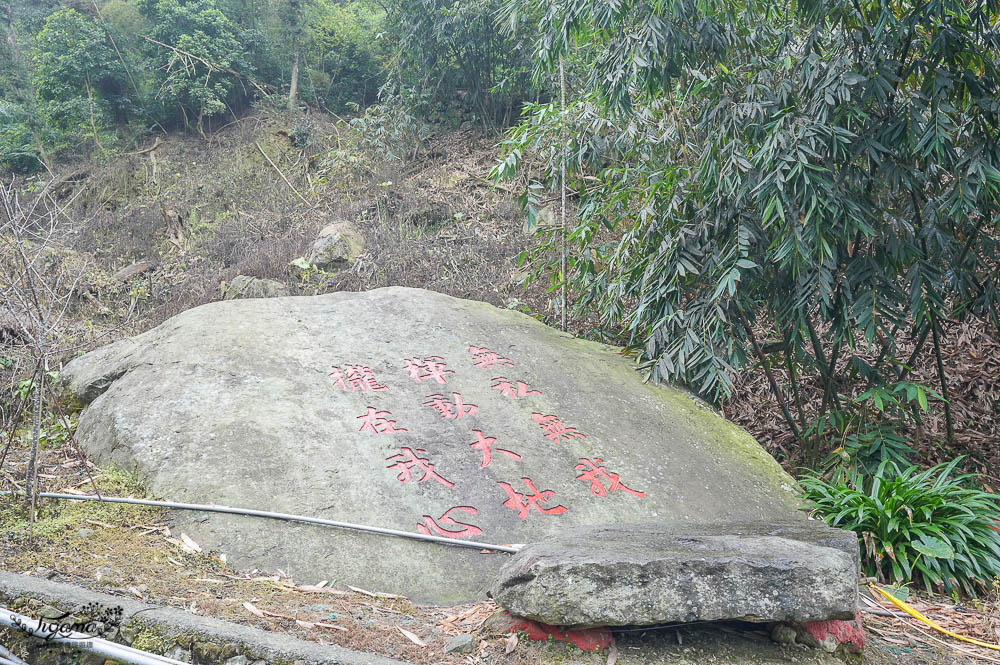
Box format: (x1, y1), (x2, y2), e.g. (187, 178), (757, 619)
(62, 287), (813, 604)
(489, 521), (859, 627)
(222, 275), (290, 300)
(308, 221), (363, 270)
(444, 634), (476, 654)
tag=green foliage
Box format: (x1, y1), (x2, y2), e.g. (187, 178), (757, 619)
(18, 413), (75, 450)
(301, 0), (383, 110)
(381, 0), (536, 128)
(289, 256), (334, 293)
(100, 0), (149, 48)
(12, 371), (59, 403)
(801, 458), (1000, 596)
(32, 8), (135, 136)
(496, 0), (1000, 462)
(0, 101), (40, 172)
(0, 15), (46, 172)
(349, 95), (429, 161)
(0, 0), (390, 168)
(812, 381), (941, 476)
(137, 0), (253, 130)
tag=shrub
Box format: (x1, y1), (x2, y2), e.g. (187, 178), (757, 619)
(810, 380), (941, 475)
(349, 94), (429, 162)
(801, 458), (1000, 596)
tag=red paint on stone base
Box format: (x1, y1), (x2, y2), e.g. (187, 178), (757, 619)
(803, 610), (866, 654)
(497, 612), (613, 652)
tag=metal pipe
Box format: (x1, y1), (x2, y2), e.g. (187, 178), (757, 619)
(0, 606), (187, 665)
(0, 491), (521, 554)
(0, 644), (28, 665)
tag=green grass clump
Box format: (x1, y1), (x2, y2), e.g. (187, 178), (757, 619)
(801, 457), (1000, 596)
(0, 466), (163, 540)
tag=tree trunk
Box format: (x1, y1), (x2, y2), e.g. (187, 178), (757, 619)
(288, 45), (300, 111)
(85, 78), (104, 151)
(27, 363), (42, 540)
(4, 1), (18, 56)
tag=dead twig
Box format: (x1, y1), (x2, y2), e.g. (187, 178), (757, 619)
(255, 142), (310, 206)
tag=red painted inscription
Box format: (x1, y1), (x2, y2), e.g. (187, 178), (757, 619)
(385, 447), (455, 488)
(417, 506), (483, 538)
(468, 346), (513, 370)
(403, 356), (455, 384)
(469, 430), (522, 468)
(531, 413), (586, 444)
(357, 407), (407, 434)
(575, 458), (645, 497)
(497, 477), (568, 519)
(329, 364), (388, 392)
(424, 392), (478, 419)
(491, 377), (541, 399)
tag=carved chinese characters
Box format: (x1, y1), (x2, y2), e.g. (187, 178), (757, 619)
(469, 430), (522, 468)
(468, 346), (513, 370)
(357, 407), (407, 434)
(417, 506), (483, 538)
(531, 413), (586, 444)
(329, 346), (644, 543)
(330, 364), (388, 392)
(423, 392), (478, 419)
(497, 478), (568, 519)
(404, 356), (454, 384)
(491, 377), (541, 399)
(386, 447), (454, 488)
(575, 458), (645, 498)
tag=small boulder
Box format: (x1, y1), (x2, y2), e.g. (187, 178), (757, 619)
(308, 221), (363, 271)
(222, 276), (290, 300)
(490, 521), (859, 627)
(444, 634), (477, 654)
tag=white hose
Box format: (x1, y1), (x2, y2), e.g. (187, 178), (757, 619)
(0, 606), (186, 665)
(0, 644), (29, 665)
(0, 491), (521, 554)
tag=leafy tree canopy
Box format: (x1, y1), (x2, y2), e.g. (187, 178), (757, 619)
(137, 0), (252, 128)
(32, 8), (133, 129)
(497, 0), (1000, 461)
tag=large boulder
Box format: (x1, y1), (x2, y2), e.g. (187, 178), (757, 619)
(61, 287), (829, 606)
(489, 521), (859, 627)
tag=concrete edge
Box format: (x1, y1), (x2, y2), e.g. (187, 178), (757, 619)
(0, 571), (410, 665)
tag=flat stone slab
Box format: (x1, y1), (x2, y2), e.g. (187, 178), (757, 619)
(491, 521), (859, 627)
(62, 287), (815, 604)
